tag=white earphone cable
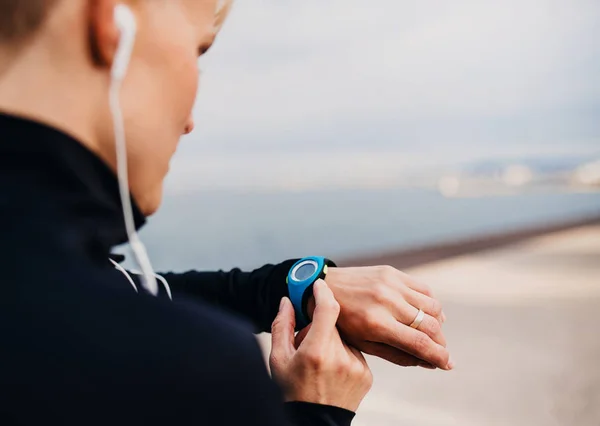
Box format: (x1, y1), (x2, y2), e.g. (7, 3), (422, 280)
(109, 5), (159, 297)
(125, 267), (173, 301)
(109, 258), (172, 301)
(109, 76), (159, 297)
(109, 258), (139, 293)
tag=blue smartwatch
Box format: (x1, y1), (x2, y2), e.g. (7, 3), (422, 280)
(286, 256), (337, 328)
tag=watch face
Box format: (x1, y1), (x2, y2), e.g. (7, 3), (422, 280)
(293, 261), (318, 281)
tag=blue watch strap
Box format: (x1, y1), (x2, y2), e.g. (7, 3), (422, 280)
(287, 257), (336, 328)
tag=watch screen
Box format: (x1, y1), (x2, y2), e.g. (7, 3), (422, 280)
(295, 263), (317, 281)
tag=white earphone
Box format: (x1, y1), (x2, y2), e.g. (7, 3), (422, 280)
(112, 5), (137, 81)
(109, 4), (166, 298)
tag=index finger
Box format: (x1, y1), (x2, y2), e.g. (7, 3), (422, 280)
(303, 280), (340, 347)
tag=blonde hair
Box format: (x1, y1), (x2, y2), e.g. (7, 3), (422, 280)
(214, 0), (233, 34)
(0, 1), (232, 43)
(0, 0), (59, 43)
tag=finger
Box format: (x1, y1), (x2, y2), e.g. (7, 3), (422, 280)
(270, 298), (296, 364)
(407, 307), (446, 347)
(379, 320), (452, 370)
(395, 302), (446, 347)
(404, 289), (444, 323)
(303, 279), (340, 348)
(414, 311), (447, 347)
(401, 273), (435, 297)
(357, 341), (436, 369)
(394, 270), (446, 321)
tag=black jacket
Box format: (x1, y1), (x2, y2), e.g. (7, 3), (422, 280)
(0, 113), (355, 425)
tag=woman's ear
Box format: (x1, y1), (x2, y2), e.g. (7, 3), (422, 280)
(88, 0), (120, 67)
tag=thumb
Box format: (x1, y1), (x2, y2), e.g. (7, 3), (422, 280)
(270, 297), (296, 366)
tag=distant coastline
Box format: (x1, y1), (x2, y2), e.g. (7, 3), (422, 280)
(340, 215), (600, 269)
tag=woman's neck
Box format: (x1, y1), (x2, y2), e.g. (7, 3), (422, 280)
(0, 35), (113, 171)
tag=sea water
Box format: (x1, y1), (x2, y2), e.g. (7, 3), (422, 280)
(131, 189), (600, 272)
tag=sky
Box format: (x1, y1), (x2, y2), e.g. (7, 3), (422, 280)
(165, 0), (600, 191)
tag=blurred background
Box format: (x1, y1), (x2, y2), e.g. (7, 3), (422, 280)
(129, 0), (599, 424)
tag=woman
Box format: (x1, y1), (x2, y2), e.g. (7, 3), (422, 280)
(0, 1), (450, 425)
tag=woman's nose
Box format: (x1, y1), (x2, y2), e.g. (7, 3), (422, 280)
(183, 117), (195, 135)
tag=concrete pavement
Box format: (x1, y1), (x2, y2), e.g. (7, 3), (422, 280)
(259, 224), (600, 425)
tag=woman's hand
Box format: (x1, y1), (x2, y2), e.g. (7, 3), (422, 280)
(312, 266), (452, 370)
(270, 280), (373, 412)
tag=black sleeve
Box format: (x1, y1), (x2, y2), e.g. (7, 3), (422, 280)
(158, 259), (300, 333)
(161, 301), (356, 426)
(285, 402), (356, 426)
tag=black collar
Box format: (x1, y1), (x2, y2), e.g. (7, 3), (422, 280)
(0, 112), (146, 258)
